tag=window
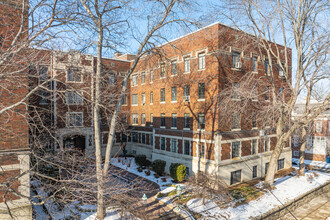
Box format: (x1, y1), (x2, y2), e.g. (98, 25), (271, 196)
(316, 121), (322, 133)
(150, 113), (153, 126)
(265, 59), (270, 74)
(232, 82), (240, 100)
(150, 92), (153, 104)
(132, 94), (138, 105)
(198, 53), (205, 70)
(132, 114), (138, 125)
(232, 52), (240, 68)
(293, 151), (299, 157)
(231, 112), (240, 130)
(279, 66), (284, 77)
(184, 113), (190, 129)
(265, 86), (269, 100)
(132, 132), (138, 142)
(161, 137), (166, 150)
(161, 113), (165, 127)
(265, 162), (269, 174)
(150, 134), (153, 146)
(231, 142), (240, 159)
(171, 87), (177, 101)
(231, 170), (241, 185)
(142, 93), (145, 105)
(200, 143), (205, 158)
(252, 113), (257, 128)
(198, 83), (205, 99)
(184, 140), (190, 155)
(109, 75), (115, 84)
(39, 67), (48, 82)
(141, 113), (146, 125)
(198, 113), (205, 129)
(278, 87), (283, 98)
(150, 71), (153, 83)
(66, 91), (83, 105)
(172, 114), (177, 128)
(252, 85), (258, 101)
(142, 133), (146, 144)
(171, 139), (177, 153)
(184, 85), (190, 101)
(141, 72), (145, 84)
(264, 137), (270, 152)
(294, 135), (299, 147)
(67, 68), (82, 82)
(171, 61), (177, 76)
(39, 90), (49, 105)
(184, 57), (190, 73)
(252, 139), (258, 155)
(252, 57), (257, 72)
(277, 159), (284, 170)
(253, 165), (258, 178)
(66, 112), (83, 127)
(160, 63), (165, 78)
(160, 88), (165, 102)
(122, 94), (127, 105)
(131, 75), (138, 86)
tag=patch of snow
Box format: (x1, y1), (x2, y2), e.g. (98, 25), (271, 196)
(187, 170), (330, 220)
(160, 186), (176, 194)
(82, 207), (136, 220)
(292, 158), (330, 169)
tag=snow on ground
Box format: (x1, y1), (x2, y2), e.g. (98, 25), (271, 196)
(292, 158), (330, 169)
(110, 157), (174, 190)
(81, 207), (135, 220)
(187, 170), (330, 220)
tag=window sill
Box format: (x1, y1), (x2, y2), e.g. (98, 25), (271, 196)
(132, 104), (138, 106)
(160, 102), (166, 104)
(150, 82), (153, 84)
(197, 129), (205, 132)
(171, 74), (177, 77)
(171, 101), (177, 103)
(150, 103), (153, 105)
(252, 99), (258, 102)
(141, 124), (145, 126)
(183, 128), (190, 130)
(171, 127), (177, 130)
(160, 77), (165, 79)
(122, 104), (128, 106)
(141, 83), (145, 85)
(231, 99), (241, 101)
(132, 124), (138, 126)
(160, 126), (166, 129)
(252, 127), (258, 130)
(198, 68), (205, 71)
(197, 99), (205, 102)
(232, 157), (240, 160)
(252, 71), (258, 74)
(231, 68), (242, 71)
(231, 129), (241, 131)
(183, 72), (190, 74)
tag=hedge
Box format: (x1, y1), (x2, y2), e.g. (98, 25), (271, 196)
(135, 155), (147, 166)
(152, 160), (166, 176)
(170, 163), (187, 182)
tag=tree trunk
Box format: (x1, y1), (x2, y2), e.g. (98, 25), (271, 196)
(299, 127), (307, 175)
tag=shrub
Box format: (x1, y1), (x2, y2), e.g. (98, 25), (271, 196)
(135, 155), (147, 166)
(154, 173), (160, 178)
(137, 167), (143, 172)
(170, 163), (187, 182)
(152, 160), (166, 176)
(145, 170), (151, 176)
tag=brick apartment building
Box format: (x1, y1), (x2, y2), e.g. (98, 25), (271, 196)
(292, 102), (330, 161)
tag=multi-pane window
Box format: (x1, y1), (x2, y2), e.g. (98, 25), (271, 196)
(231, 112), (240, 130)
(198, 113), (205, 129)
(132, 132), (138, 142)
(200, 143), (205, 158)
(150, 71), (153, 83)
(142, 133), (146, 144)
(316, 121), (322, 133)
(252, 85), (258, 101)
(150, 92), (153, 104)
(132, 94), (138, 105)
(109, 75), (115, 84)
(198, 83), (205, 99)
(141, 113), (146, 125)
(231, 142), (240, 159)
(232, 82), (240, 100)
(39, 90), (49, 105)
(264, 137), (270, 151)
(252, 139), (258, 155)
(171, 87), (177, 101)
(198, 52), (205, 70)
(66, 112), (83, 127)
(184, 57), (190, 73)
(66, 91), (83, 105)
(171, 139), (177, 153)
(184, 113), (190, 129)
(39, 67), (48, 82)
(252, 57), (257, 72)
(171, 61), (177, 76)
(184, 140), (190, 155)
(252, 165), (257, 178)
(184, 85), (190, 101)
(252, 113), (257, 128)
(67, 68), (82, 82)
(160, 137), (166, 150)
(150, 134), (153, 146)
(122, 94), (127, 105)
(265, 59), (270, 74)
(131, 75), (138, 86)
(277, 159), (284, 170)
(279, 66), (284, 77)
(231, 170), (241, 185)
(232, 52), (240, 68)
(172, 113), (177, 128)
(265, 162), (269, 174)
(141, 72), (145, 84)
(132, 114), (138, 125)
(160, 63), (165, 78)
(265, 86), (269, 100)
(142, 93), (146, 105)
(150, 113), (153, 126)
(161, 113), (165, 127)
(160, 88), (165, 102)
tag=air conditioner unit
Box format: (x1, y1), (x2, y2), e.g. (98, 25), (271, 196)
(183, 96), (190, 102)
(235, 62), (242, 69)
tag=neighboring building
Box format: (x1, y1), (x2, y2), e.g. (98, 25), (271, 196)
(292, 102), (330, 161)
(0, 0), (32, 219)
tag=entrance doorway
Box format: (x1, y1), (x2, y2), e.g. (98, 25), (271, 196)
(64, 135), (86, 153)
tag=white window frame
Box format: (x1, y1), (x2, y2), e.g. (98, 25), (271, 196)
(252, 56), (258, 73)
(66, 112), (83, 127)
(198, 52), (205, 70)
(160, 113), (166, 128)
(141, 113), (146, 125)
(184, 113), (190, 130)
(231, 141), (241, 159)
(150, 92), (153, 105)
(66, 91), (83, 105)
(150, 113), (153, 126)
(66, 68), (82, 83)
(171, 60), (177, 76)
(132, 114), (138, 125)
(142, 93), (146, 105)
(132, 94), (138, 106)
(131, 75), (138, 86)
(150, 71), (153, 83)
(184, 140), (191, 156)
(141, 72), (145, 84)
(231, 112), (241, 131)
(171, 138), (178, 153)
(160, 137), (166, 150)
(160, 88), (165, 103)
(171, 87), (177, 102)
(264, 137), (270, 152)
(171, 113), (177, 129)
(251, 139), (258, 155)
(160, 63), (165, 78)
(316, 121), (322, 133)
(184, 57), (190, 73)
